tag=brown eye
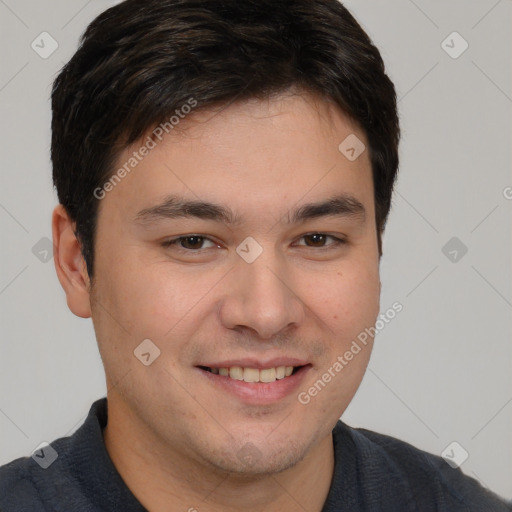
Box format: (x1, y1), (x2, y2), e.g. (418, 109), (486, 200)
(179, 236), (205, 250)
(304, 234), (328, 247)
(162, 235), (217, 251)
(296, 233), (346, 248)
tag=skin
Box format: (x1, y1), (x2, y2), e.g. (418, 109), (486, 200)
(53, 90), (381, 512)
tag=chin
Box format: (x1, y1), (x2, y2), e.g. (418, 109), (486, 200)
(205, 436), (309, 477)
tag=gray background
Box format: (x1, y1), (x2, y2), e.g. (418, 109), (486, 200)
(1, 0), (511, 500)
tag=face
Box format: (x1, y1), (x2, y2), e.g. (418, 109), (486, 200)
(89, 91), (380, 475)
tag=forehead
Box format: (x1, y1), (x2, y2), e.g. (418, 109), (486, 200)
(101, 91), (374, 224)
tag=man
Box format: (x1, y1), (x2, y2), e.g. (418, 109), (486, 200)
(0, 0), (509, 510)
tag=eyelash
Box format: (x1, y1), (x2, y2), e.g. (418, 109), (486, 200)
(161, 233), (347, 253)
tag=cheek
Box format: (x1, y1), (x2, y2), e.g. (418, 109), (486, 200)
(298, 265), (379, 417)
(96, 256), (222, 341)
(305, 262), (380, 334)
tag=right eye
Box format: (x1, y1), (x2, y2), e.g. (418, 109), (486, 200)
(161, 235), (220, 252)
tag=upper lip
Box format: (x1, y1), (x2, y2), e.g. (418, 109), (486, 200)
(197, 357), (309, 370)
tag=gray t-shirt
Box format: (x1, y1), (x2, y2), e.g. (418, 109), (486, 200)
(0, 398), (509, 511)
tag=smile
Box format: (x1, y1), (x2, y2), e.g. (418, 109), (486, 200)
(199, 365), (302, 383)
(196, 364), (311, 404)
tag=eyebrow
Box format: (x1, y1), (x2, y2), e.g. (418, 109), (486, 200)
(134, 193), (366, 226)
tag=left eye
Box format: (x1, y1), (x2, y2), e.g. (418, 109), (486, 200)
(295, 233), (345, 248)
(162, 233), (345, 251)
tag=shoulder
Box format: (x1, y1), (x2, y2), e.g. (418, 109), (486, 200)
(337, 421), (511, 511)
(0, 457), (41, 506)
(0, 443), (71, 511)
(0, 437), (79, 512)
(0, 399), (108, 512)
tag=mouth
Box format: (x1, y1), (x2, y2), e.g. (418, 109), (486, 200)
(195, 358), (312, 404)
(197, 365), (306, 383)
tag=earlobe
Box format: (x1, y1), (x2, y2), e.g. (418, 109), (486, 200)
(52, 205), (92, 318)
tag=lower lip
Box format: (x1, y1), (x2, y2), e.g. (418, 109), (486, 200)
(197, 365), (312, 405)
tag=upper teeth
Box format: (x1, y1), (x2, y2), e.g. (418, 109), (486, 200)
(212, 366), (294, 383)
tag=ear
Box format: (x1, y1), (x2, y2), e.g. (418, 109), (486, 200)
(52, 205), (92, 318)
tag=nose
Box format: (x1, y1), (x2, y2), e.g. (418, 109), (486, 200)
(218, 249), (306, 340)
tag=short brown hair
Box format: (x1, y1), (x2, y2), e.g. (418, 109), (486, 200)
(51, 0), (400, 276)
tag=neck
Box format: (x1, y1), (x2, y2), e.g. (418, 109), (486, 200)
(103, 396), (335, 512)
